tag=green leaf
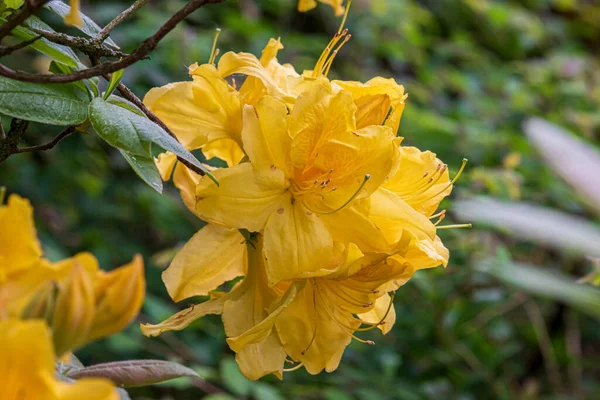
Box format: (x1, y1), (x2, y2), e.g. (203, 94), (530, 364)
(89, 97), (216, 182)
(104, 69), (124, 100)
(5, 0), (23, 9)
(66, 359), (200, 388)
(454, 198), (600, 258)
(49, 61), (90, 98)
(0, 76), (89, 125)
(44, 0), (119, 48)
(119, 149), (163, 194)
(482, 257), (600, 319)
(220, 357), (252, 396)
(10, 16), (84, 69)
(106, 96), (145, 116)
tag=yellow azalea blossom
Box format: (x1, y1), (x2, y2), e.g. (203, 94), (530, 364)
(64, 0), (83, 27)
(0, 319), (118, 400)
(142, 237), (298, 380)
(298, 0), (346, 16)
(50, 252), (145, 356)
(194, 85), (400, 285)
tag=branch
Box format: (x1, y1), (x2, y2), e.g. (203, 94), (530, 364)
(112, 81), (206, 176)
(15, 126), (76, 153)
(0, 0), (50, 41)
(94, 0), (151, 44)
(0, 0), (224, 83)
(28, 28), (127, 58)
(0, 35), (41, 57)
(0, 119), (28, 163)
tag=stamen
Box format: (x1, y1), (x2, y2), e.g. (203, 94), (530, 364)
(283, 362), (305, 372)
(337, 0), (353, 35)
(429, 210), (446, 220)
(208, 28), (221, 64)
(433, 213), (445, 226)
(322, 34), (351, 77)
(355, 292), (396, 332)
(316, 174), (370, 215)
(350, 334), (375, 345)
(0, 186), (5, 204)
(302, 288), (319, 355)
(424, 158), (468, 202)
(403, 164), (447, 199)
(436, 223), (472, 230)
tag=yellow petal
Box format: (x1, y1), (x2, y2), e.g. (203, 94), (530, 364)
(172, 161), (204, 215)
(383, 146), (451, 216)
(0, 194), (43, 278)
(221, 242), (288, 380)
(141, 295), (227, 337)
(52, 261), (95, 356)
(144, 66), (242, 149)
(241, 97), (291, 188)
(276, 280), (358, 375)
(155, 152), (177, 181)
(64, 0), (83, 27)
(163, 225), (246, 302)
(218, 51), (295, 104)
(54, 379), (119, 400)
(367, 188), (436, 244)
(87, 254), (145, 342)
(263, 196), (334, 285)
(201, 138), (245, 167)
(297, 0), (318, 12)
(196, 163), (287, 232)
(358, 293), (396, 334)
(259, 38), (284, 66)
(334, 77), (407, 133)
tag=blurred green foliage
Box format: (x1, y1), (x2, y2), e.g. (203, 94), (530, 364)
(2, 0), (600, 398)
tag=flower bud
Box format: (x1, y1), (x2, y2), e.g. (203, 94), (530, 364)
(21, 280), (58, 323)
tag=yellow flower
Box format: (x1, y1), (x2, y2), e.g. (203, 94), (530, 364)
(142, 235), (297, 380)
(50, 253), (145, 356)
(64, 0), (83, 27)
(0, 319), (118, 400)
(194, 85), (399, 285)
(298, 0), (346, 16)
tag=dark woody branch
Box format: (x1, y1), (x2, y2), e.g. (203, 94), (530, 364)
(0, 0), (224, 84)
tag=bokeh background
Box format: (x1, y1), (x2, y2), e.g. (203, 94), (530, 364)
(2, 0), (600, 398)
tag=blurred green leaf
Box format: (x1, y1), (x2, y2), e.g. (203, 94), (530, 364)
(0, 76), (89, 125)
(220, 357), (252, 396)
(251, 383), (284, 400)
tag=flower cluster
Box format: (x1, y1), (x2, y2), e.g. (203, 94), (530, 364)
(141, 24), (460, 380)
(0, 193), (145, 399)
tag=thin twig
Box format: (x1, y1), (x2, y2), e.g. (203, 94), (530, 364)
(94, 0), (151, 44)
(0, 0), (51, 41)
(524, 301), (564, 394)
(0, 119), (28, 163)
(0, 35), (42, 57)
(15, 126), (76, 153)
(0, 0), (224, 83)
(112, 81), (206, 176)
(28, 28), (126, 58)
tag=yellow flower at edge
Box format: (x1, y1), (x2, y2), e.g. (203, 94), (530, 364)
(298, 0), (346, 16)
(64, 0), (83, 27)
(0, 319), (118, 400)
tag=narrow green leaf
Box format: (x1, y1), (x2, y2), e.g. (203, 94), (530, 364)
(11, 16), (84, 69)
(119, 149), (163, 194)
(106, 95), (145, 116)
(44, 0), (119, 47)
(0, 76), (89, 125)
(89, 98), (216, 182)
(66, 359), (200, 388)
(104, 69), (124, 100)
(482, 257), (600, 319)
(455, 198), (600, 258)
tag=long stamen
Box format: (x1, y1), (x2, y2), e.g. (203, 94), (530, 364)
(337, 0), (353, 34)
(302, 287), (319, 355)
(429, 210), (446, 220)
(355, 292), (396, 332)
(317, 174), (370, 215)
(403, 164), (447, 199)
(322, 34), (352, 77)
(313, 30), (346, 78)
(433, 213), (445, 226)
(208, 28), (221, 64)
(437, 223), (472, 230)
(283, 362), (304, 372)
(424, 158), (468, 202)
(315, 286), (367, 334)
